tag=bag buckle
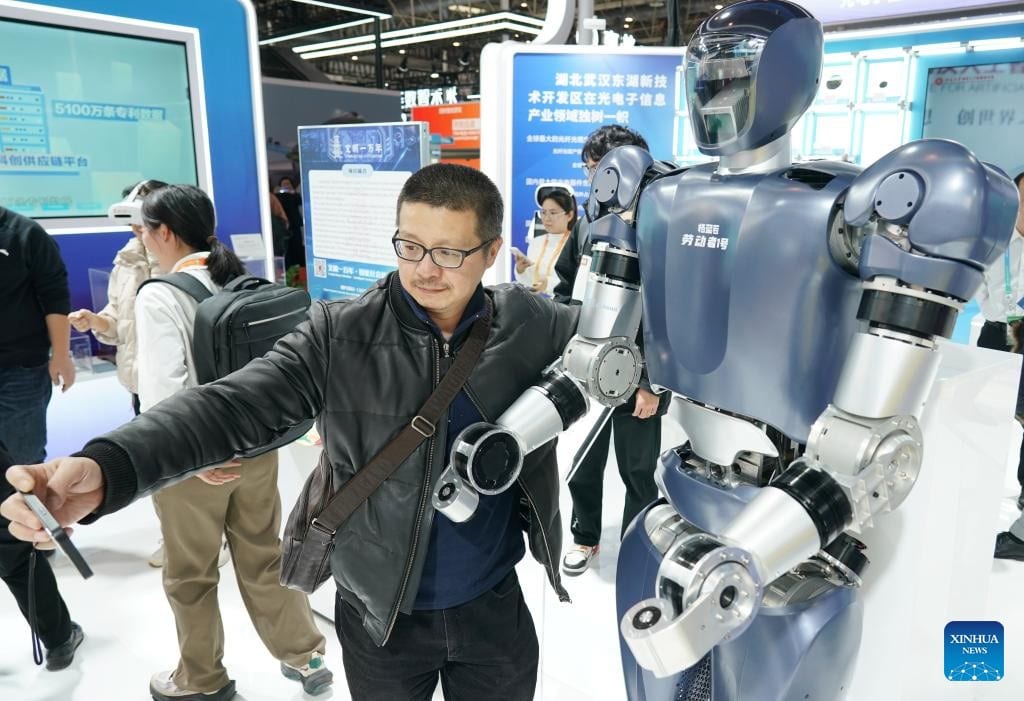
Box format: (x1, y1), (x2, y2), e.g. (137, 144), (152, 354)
(411, 415), (435, 437)
(309, 518), (336, 540)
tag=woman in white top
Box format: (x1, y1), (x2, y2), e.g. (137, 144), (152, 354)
(134, 185), (330, 701)
(514, 183), (577, 296)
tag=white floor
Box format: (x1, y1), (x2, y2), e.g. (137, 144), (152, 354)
(1, 384), (1023, 700)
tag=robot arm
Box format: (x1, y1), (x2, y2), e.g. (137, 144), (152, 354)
(432, 146), (670, 522)
(622, 139), (1020, 677)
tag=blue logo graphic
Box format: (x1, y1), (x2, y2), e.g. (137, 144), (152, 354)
(945, 621), (1003, 682)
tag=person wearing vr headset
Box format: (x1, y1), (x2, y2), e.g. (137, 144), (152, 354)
(69, 180), (166, 415)
(513, 183), (577, 296)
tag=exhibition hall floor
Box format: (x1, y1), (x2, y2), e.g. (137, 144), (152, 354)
(2, 392), (1023, 700)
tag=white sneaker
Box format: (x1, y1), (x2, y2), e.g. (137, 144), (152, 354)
(561, 544), (599, 576)
(217, 541), (230, 568)
(149, 670), (236, 700)
(148, 542), (164, 568)
(281, 652), (333, 695)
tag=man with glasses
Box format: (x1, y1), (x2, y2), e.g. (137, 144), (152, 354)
(551, 124), (668, 577)
(3, 164), (579, 700)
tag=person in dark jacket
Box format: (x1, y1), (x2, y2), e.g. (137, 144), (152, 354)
(0, 440), (84, 671)
(0, 207), (76, 464)
(2, 164), (579, 701)
(550, 125), (667, 577)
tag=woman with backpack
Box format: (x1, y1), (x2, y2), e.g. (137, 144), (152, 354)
(133, 184), (331, 701)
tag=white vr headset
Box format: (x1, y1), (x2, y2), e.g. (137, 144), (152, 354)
(107, 181), (147, 226)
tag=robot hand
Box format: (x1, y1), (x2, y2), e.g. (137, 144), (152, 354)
(432, 367), (588, 522)
(621, 520), (763, 678)
(431, 422), (525, 522)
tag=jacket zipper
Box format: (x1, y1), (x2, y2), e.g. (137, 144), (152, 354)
(383, 336), (442, 643)
(519, 480), (570, 602)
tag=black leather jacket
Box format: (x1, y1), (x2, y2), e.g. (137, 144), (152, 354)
(80, 272), (579, 646)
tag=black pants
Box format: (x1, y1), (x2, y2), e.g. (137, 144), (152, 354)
(568, 412), (661, 546)
(978, 321), (1024, 489)
(0, 465), (73, 651)
(335, 571), (538, 701)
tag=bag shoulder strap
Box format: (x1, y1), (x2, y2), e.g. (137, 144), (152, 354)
(138, 272), (214, 303)
(311, 301), (493, 535)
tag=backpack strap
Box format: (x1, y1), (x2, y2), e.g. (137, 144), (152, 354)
(221, 274), (269, 293)
(137, 272), (214, 302)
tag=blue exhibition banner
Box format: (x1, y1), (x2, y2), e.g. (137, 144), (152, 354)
(298, 122), (427, 300)
(510, 52), (684, 256)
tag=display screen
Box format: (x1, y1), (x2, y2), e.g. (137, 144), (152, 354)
(922, 60), (1024, 179)
(0, 18), (199, 220)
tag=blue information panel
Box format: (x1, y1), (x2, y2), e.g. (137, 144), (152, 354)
(922, 60), (1024, 179)
(509, 52), (684, 255)
(298, 122), (427, 300)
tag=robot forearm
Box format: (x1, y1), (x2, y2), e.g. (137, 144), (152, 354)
(432, 366), (588, 522)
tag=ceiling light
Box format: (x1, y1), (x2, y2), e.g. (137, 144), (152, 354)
(520, 2), (528, 7)
(259, 18), (373, 46)
(294, 11), (543, 53)
(289, 0), (391, 19)
(623, 23), (630, 29)
(430, 65), (440, 79)
(448, 3), (484, 14)
(351, 55), (358, 60)
(384, 82), (389, 87)
(398, 48), (406, 54)
(714, 3), (723, 9)
(299, 22), (543, 58)
(452, 41), (461, 46)
(624, 16), (633, 22)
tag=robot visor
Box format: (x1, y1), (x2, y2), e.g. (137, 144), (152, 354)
(685, 34), (764, 150)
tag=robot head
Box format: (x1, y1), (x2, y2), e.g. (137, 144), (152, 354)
(685, 0), (823, 157)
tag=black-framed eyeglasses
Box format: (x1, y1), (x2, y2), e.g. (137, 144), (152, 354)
(392, 232), (497, 269)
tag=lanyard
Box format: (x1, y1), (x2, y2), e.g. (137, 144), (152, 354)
(1004, 250), (1021, 322)
(533, 233), (570, 292)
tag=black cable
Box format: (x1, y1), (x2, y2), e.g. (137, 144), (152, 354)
(29, 548), (43, 665)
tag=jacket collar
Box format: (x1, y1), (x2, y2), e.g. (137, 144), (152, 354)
(387, 272), (488, 343)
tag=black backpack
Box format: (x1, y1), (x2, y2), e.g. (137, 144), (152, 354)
(137, 273), (314, 457)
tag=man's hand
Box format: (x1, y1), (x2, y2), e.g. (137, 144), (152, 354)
(1, 458), (105, 547)
(195, 463), (242, 486)
(632, 388), (660, 419)
(49, 354), (76, 392)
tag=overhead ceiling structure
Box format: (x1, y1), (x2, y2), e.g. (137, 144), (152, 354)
(253, 0), (745, 93)
(252, 0), (1024, 94)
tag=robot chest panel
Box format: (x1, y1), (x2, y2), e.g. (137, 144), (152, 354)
(637, 168), (863, 441)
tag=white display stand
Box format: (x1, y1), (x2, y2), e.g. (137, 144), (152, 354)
(848, 341), (1021, 700)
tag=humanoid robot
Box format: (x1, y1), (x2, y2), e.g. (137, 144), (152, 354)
(431, 1), (1020, 699)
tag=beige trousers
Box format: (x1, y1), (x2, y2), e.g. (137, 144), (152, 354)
(153, 451), (326, 692)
